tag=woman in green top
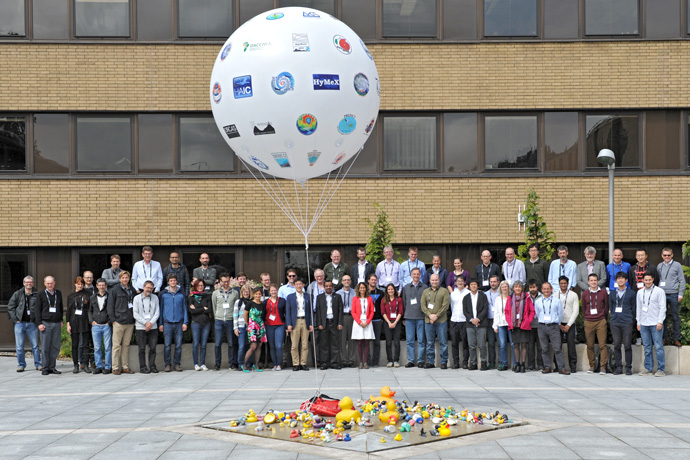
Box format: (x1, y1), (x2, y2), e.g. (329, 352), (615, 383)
(243, 288), (267, 372)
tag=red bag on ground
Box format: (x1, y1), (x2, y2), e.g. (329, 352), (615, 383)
(299, 394), (341, 416)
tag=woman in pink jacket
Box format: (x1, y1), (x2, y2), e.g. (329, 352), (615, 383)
(505, 280), (535, 373)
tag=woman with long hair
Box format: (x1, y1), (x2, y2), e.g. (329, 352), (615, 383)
(233, 284), (252, 371)
(243, 288), (267, 372)
(351, 282), (375, 369)
(446, 258), (470, 294)
(66, 276), (91, 374)
(381, 283), (403, 368)
(492, 280), (513, 371)
(189, 279), (213, 371)
(506, 281), (534, 373)
(263, 283), (286, 371)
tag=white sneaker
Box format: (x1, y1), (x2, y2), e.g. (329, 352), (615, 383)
(201, 365), (209, 371)
(386, 362), (393, 368)
(394, 362), (400, 368)
(639, 369), (652, 376)
(194, 364), (201, 371)
(655, 370), (666, 377)
(275, 366), (281, 371)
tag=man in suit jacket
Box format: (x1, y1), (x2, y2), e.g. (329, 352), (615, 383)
(462, 279), (490, 371)
(34, 276), (64, 375)
(286, 278), (313, 371)
(315, 280), (344, 370)
(351, 247), (376, 286)
(577, 246), (607, 291)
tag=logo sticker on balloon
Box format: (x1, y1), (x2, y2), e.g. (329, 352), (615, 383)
(338, 115), (356, 135)
(308, 150), (321, 166)
(220, 43), (232, 61)
(292, 33), (310, 52)
(333, 152), (346, 165)
(360, 39), (373, 61)
(253, 122), (276, 136)
(272, 152), (291, 168)
(313, 74), (339, 90)
(271, 72), (295, 95)
(303, 11), (320, 18)
(333, 35), (352, 55)
(354, 73), (369, 96)
(233, 75), (253, 99)
(365, 119), (375, 135)
(212, 82), (222, 103)
(223, 124), (240, 139)
(244, 41), (271, 52)
(266, 13), (284, 20)
(250, 155), (269, 170)
(296, 113), (317, 135)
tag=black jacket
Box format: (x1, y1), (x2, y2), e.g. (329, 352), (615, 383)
(107, 283), (135, 324)
(462, 292), (489, 328)
(89, 291), (111, 325)
(350, 261), (376, 285)
(66, 291), (91, 333)
(7, 288), (37, 323)
(34, 289), (64, 324)
(188, 292), (213, 326)
(314, 292), (344, 328)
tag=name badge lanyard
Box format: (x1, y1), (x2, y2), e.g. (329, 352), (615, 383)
(544, 297), (553, 321)
(427, 289), (439, 308)
(505, 262), (514, 281)
(512, 294), (523, 325)
(143, 296), (152, 318)
(643, 288), (653, 310)
(268, 298), (278, 317)
(662, 263), (672, 283)
(384, 262), (393, 280)
(635, 265), (646, 285)
(344, 292), (350, 311)
(481, 265), (489, 281)
(46, 290), (56, 311)
(589, 290), (598, 313)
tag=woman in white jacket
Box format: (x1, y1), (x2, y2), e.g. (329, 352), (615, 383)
(493, 281), (512, 371)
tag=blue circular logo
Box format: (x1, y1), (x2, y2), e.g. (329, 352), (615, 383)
(271, 72), (295, 95)
(338, 115), (356, 135)
(212, 82), (222, 103)
(250, 155), (269, 170)
(354, 73), (369, 96)
(267, 12), (284, 20)
(220, 43), (231, 61)
(297, 114), (317, 136)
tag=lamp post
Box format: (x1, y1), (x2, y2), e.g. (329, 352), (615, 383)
(597, 149), (616, 264)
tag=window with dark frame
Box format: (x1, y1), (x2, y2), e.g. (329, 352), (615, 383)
(544, 112), (579, 171)
(484, 115), (538, 169)
(280, 0), (336, 15)
(138, 114), (174, 173)
(585, 114), (639, 168)
(0, 252), (30, 304)
(443, 113), (478, 173)
(383, 116), (437, 170)
(0, 0), (25, 37)
(78, 251), (134, 280)
(33, 0), (70, 40)
(484, 0), (537, 37)
(75, 0), (131, 37)
(383, 0), (438, 38)
(34, 114), (70, 174)
(76, 116), (132, 172)
(179, 116), (236, 171)
(178, 0), (233, 38)
(585, 0), (639, 36)
(0, 116), (26, 171)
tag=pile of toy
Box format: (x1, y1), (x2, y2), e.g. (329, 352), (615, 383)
(228, 386), (513, 443)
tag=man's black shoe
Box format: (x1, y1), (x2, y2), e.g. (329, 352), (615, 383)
(425, 363), (435, 369)
(150, 367), (159, 374)
(468, 364), (478, 370)
(405, 362), (415, 368)
(332, 364), (341, 370)
(51, 369), (62, 374)
(42, 369), (50, 376)
(214, 365), (221, 371)
(452, 364), (460, 369)
(301, 365), (310, 371)
(462, 363), (469, 369)
(103, 369), (112, 374)
(480, 363), (488, 371)
(140, 368), (150, 374)
(319, 365), (329, 371)
(293, 366), (300, 371)
(440, 363), (447, 370)
(417, 362), (425, 369)
(93, 368), (103, 374)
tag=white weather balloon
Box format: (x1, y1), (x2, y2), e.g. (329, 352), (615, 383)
(210, 7), (380, 184)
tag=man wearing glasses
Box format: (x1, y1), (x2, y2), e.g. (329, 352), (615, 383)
(279, 269), (298, 299)
(657, 248), (685, 347)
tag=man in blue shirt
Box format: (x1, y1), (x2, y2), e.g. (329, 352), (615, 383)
(548, 245), (577, 292)
(606, 249), (631, 292)
(535, 282), (569, 375)
(376, 245), (401, 291)
(610, 272), (636, 375)
(400, 247), (428, 287)
(132, 246), (163, 294)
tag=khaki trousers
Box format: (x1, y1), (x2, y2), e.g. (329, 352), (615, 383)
(112, 322), (134, 371)
(291, 318), (309, 366)
(585, 318), (607, 370)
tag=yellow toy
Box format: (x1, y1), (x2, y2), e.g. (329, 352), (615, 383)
(264, 413), (276, 424)
(336, 397), (362, 423)
(422, 410), (430, 419)
(438, 421), (451, 436)
(246, 410), (258, 423)
(369, 386), (397, 404)
(378, 400), (399, 424)
(394, 433), (403, 441)
(380, 437), (386, 443)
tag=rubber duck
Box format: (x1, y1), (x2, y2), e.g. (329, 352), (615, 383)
(311, 416), (325, 429)
(380, 437), (386, 443)
(289, 420), (298, 428)
(399, 422), (411, 432)
(447, 419), (457, 426)
(378, 400), (399, 424)
(246, 410), (258, 423)
(336, 397), (361, 423)
(409, 419), (415, 426)
(369, 386), (397, 404)
(255, 422), (265, 432)
(422, 410), (430, 419)
(238, 417), (246, 426)
(438, 421), (451, 436)
(430, 429), (439, 436)
(420, 428), (427, 437)
(413, 413), (424, 424)
(344, 434), (351, 442)
(289, 429), (299, 438)
(394, 433), (402, 441)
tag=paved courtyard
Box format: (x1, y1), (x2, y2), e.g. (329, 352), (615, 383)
(1, 356), (690, 459)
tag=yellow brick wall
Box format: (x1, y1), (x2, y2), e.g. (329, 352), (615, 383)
(1, 41), (689, 111)
(0, 176), (686, 247)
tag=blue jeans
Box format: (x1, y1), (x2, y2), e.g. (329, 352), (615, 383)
(14, 322), (41, 369)
(405, 319), (426, 364)
(266, 324), (285, 367)
(163, 322), (183, 366)
(497, 326), (513, 367)
(237, 327), (247, 366)
(640, 325), (665, 372)
(191, 321), (211, 366)
(424, 321), (448, 365)
(91, 324), (112, 369)
(663, 294), (680, 342)
(214, 320), (235, 367)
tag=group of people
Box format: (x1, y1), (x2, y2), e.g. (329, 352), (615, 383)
(8, 244), (685, 377)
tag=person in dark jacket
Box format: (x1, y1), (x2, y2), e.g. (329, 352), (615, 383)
(34, 275), (63, 375)
(162, 251), (190, 296)
(610, 272), (637, 375)
(351, 247), (376, 286)
(463, 279), (490, 370)
(89, 278), (111, 374)
(315, 280), (344, 370)
(189, 279), (213, 370)
(8, 276), (41, 372)
(107, 271), (136, 375)
(66, 276), (92, 374)
(159, 274), (188, 372)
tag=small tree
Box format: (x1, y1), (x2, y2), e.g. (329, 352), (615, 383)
(364, 202), (395, 264)
(517, 188), (556, 262)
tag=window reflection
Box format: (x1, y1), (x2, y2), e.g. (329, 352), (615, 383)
(178, 0), (232, 37)
(585, 0), (639, 35)
(34, 114), (69, 174)
(383, 117), (437, 170)
(75, 0), (130, 37)
(484, 0), (537, 37)
(0, 0), (25, 36)
(280, 0), (335, 15)
(585, 114), (639, 167)
(485, 115), (537, 169)
(0, 116), (26, 171)
(383, 0), (437, 37)
(180, 116), (235, 171)
(444, 113), (478, 173)
(544, 112), (579, 171)
(138, 114), (173, 173)
(77, 117), (132, 171)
